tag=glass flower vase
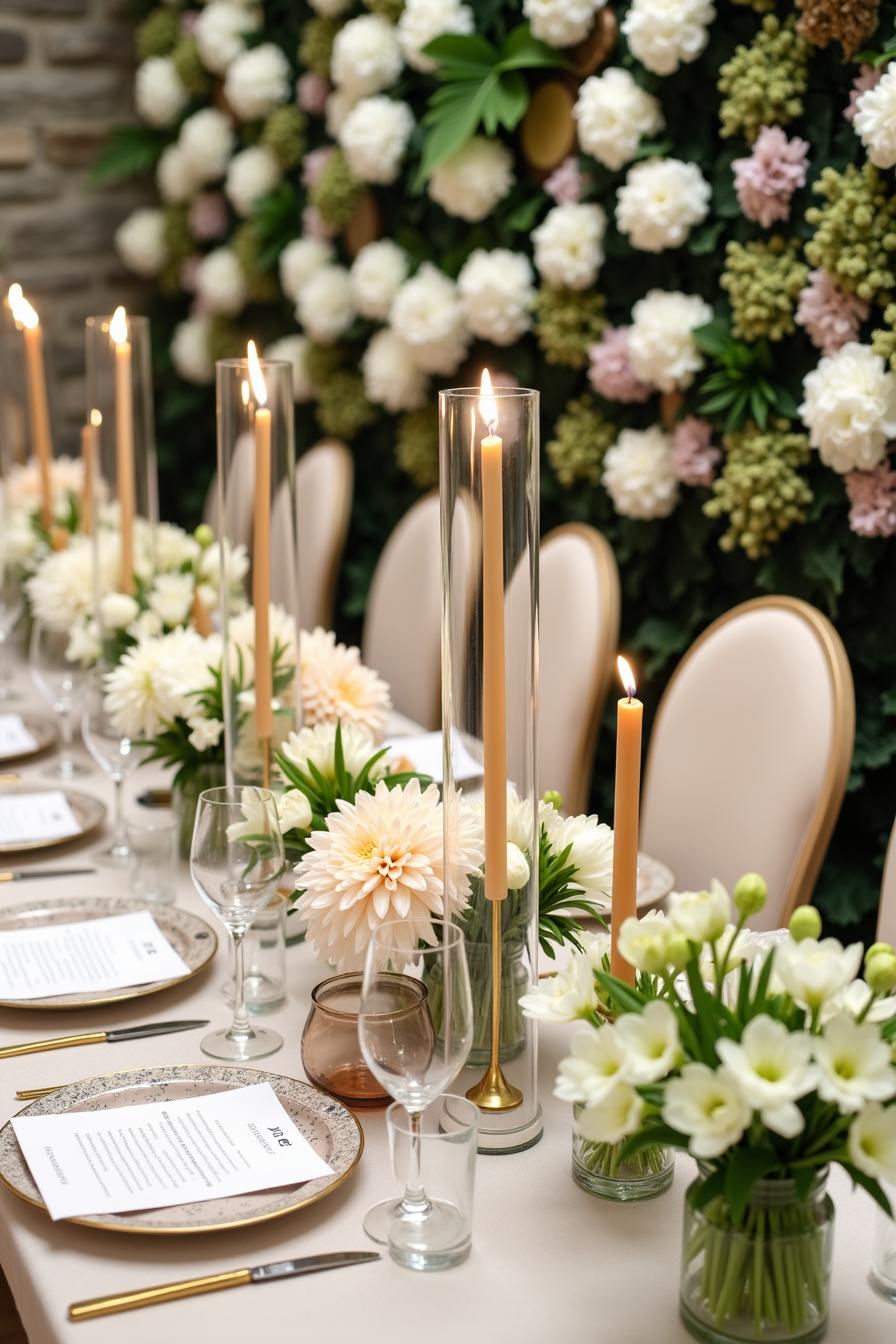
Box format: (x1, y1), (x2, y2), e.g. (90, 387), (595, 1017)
(572, 1103), (673, 1202)
(172, 762), (227, 860)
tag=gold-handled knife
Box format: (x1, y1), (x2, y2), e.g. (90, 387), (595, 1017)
(0, 868), (96, 882)
(0, 1018), (209, 1060)
(69, 1253), (381, 1321)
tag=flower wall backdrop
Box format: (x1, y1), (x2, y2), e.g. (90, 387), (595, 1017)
(101, 0), (896, 933)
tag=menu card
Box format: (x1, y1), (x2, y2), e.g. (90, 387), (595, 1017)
(391, 731), (484, 785)
(12, 1083), (334, 1220)
(0, 716), (38, 759)
(0, 791), (81, 845)
(0, 911), (190, 999)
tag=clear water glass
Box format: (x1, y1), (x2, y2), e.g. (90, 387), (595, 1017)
(126, 813), (177, 905)
(387, 1095), (478, 1271)
(29, 622), (87, 777)
(871, 1186), (896, 1305)
(224, 892), (287, 1013)
(82, 675), (142, 865)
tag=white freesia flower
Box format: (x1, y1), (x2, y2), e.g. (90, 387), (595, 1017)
(157, 144), (199, 204)
(848, 1102), (896, 1182)
(225, 145), (281, 218)
(628, 289), (712, 392)
(296, 265), (355, 344)
(457, 248), (535, 346)
(280, 721), (383, 781)
(616, 158), (712, 252)
(555, 1023), (626, 1103)
(224, 43), (290, 120)
(579, 928), (611, 970)
(616, 1000), (681, 1084)
(350, 241), (408, 320)
(532, 202), (606, 290)
(179, 108), (235, 183)
(622, 0), (715, 75)
(115, 209), (168, 278)
(617, 910), (672, 973)
(699, 923), (753, 989)
(521, 953), (597, 1025)
(574, 67), (664, 171)
(826, 978), (896, 1025)
(135, 56), (188, 128)
(99, 592), (139, 631)
(266, 335), (314, 402)
(603, 426), (680, 520)
(397, 0), (474, 73)
(279, 237), (334, 303)
(331, 15), (403, 98)
(195, 1), (259, 75)
(390, 263), (470, 375)
(577, 1082), (645, 1144)
(716, 1015), (816, 1137)
(362, 330), (428, 413)
(541, 809), (614, 904)
(506, 842), (530, 891)
(664, 1063), (751, 1158)
(813, 1013), (896, 1113)
(300, 626), (392, 739)
(277, 789), (313, 834)
(669, 879), (731, 944)
(187, 717), (224, 752)
(523, 0), (605, 47)
(339, 96), (414, 185)
(799, 343), (896, 474)
(854, 63), (896, 169)
(171, 315), (214, 385)
(775, 938), (864, 1011)
(428, 137), (515, 222)
(195, 248), (248, 316)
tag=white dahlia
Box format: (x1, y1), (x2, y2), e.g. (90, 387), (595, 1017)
(854, 64), (896, 169)
(105, 628), (212, 739)
(362, 329), (429, 413)
(195, 247), (248, 316)
(194, 1), (259, 75)
(428, 137), (514, 222)
(532, 202), (606, 290)
(294, 778), (483, 970)
(523, 0), (606, 47)
(179, 107), (235, 184)
(114, 208), (168, 278)
(390, 263), (470, 374)
(602, 426), (680, 519)
(628, 289), (712, 392)
(622, 0), (715, 75)
(224, 43), (290, 120)
(157, 144), (199, 205)
(266, 335), (314, 402)
(279, 236), (334, 302)
(171, 315), (214, 385)
(300, 625), (392, 739)
(135, 56), (188, 128)
(799, 343), (896, 474)
(225, 145), (281, 217)
(574, 67), (664, 172)
(541, 808), (614, 905)
(296, 264), (355, 344)
(616, 158), (711, 252)
(338, 96), (414, 185)
(350, 240), (408, 320)
(331, 15), (403, 98)
(457, 248), (535, 345)
(397, 0), (474, 73)
(27, 533), (119, 630)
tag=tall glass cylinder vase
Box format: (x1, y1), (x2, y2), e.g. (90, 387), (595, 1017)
(439, 378), (542, 1155)
(216, 351), (300, 788)
(1, 283), (28, 470)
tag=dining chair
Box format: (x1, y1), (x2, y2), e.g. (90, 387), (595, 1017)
(640, 596), (854, 932)
(877, 817), (896, 945)
(270, 439), (354, 630)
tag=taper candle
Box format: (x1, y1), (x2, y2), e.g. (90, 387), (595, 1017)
(109, 307), (135, 593)
(80, 409), (101, 535)
(479, 368), (507, 905)
(610, 655), (642, 985)
(247, 341), (273, 756)
(11, 292), (53, 529)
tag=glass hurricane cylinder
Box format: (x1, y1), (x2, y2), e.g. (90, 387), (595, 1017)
(439, 383), (542, 1155)
(215, 356), (300, 787)
(1, 285), (28, 469)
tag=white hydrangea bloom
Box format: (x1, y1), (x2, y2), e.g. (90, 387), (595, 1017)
(224, 43), (290, 120)
(179, 108), (235, 183)
(457, 248), (535, 346)
(171, 315), (214, 385)
(616, 158), (711, 252)
(390, 263), (470, 375)
(135, 56), (188, 128)
(279, 236), (334, 303)
(339, 96), (414, 185)
(115, 209), (168, 278)
(194, 2), (259, 75)
(602, 426), (680, 519)
(331, 15), (403, 98)
(799, 343), (896, 474)
(362, 329), (429, 413)
(225, 145), (281, 217)
(325, 87), (360, 137)
(350, 240), (408, 320)
(622, 0), (715, 75)
(854, 64), (896, 169)
(397, 0), (474, 73)
(195, 247), (248, 316)
(266, 335), (315, 402)
(428, 137), (515, 222)
(532, 202), (606, 290)
(628, 289), (712, 392)
(157, 144), (199, 204)
(574, 67), (664, 172)
(296, 264), (355, 344)
(523, 0), (605, 47)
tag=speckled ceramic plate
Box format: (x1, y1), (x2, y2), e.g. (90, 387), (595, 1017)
(0, 1065), (364, 1234)
(0, 785), (105, 855)
(0, 897), (217, 1010)
(0, 717), (57, 765)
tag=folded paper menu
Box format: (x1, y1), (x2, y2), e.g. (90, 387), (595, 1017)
(391, 731), (484, 785)
(0, 910), (190, 1000)
(0, 791), (81, 845)
(12, 1083), (334, 1220)
(0, 716), (38, 759)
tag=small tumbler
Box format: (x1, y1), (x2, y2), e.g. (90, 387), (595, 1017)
(871, 1188), (896, 1304)
(126, 814), (177, 905)
(387, 1094), (478, 1272)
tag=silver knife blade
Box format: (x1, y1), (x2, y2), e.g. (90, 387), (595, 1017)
(0, 868), (96, 881)
(250, 1253), (380, 1283)
(105, 1020), (210, 1042)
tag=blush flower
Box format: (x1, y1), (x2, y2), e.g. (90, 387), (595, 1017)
(844, 461), (896, 538)
(732, 125), (809, 229)
(300, 627), (392, 740)
(544, 156), (588, 204)
(795, 270), (869, 355)
(672, 416), (720, 487)
(588, 326), (653, 403)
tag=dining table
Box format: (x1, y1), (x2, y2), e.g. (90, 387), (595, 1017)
(0, 662), (891, 1344)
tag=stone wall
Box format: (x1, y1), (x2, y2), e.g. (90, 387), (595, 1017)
(0, 0), (146, 454)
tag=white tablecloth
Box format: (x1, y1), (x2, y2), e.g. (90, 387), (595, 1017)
(0, 670), (892, 1344)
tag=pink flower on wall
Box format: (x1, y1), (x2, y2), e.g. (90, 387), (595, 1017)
(795, 270), (870, 354)
(844, 65), (883, 123)
(302, 146), (334, 190)
(180, 255), (201, 292)
(297, 72), (331, 116)
(844, 460), (896, 537)
(588, 327), (653, 403)
(302, 205), (334, 240)
(672, 416), (720, 488)
(544, 157), (589, 205)
(189, 192), (229, 241)
(732, 125), (809, 228)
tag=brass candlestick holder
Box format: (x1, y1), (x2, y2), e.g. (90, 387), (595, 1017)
(465, 897), (522, 1112)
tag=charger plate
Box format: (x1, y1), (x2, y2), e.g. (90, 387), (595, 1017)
(0, 897), (217, 1010)
(0, 717), (56, 765)
(0, 786), (105, 855)
(0, 1065), (363, 1235)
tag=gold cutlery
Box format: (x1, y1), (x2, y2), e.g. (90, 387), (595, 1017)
(0, 1018), (209, 1060)
(0, 867), (96, 883)
(16, 1084), (62, 1100)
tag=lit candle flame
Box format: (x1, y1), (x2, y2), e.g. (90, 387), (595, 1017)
(247, 340), (268, 407)
(12, 294), (39, 330)
(89, 408), (102, 428)
(617, 655), (637, 701)
(109, 305), (128, 346)
(6, 283), (22, 311)
(479, 368), (498, 436)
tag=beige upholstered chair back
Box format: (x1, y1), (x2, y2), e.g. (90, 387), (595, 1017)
(640, 597), (854, 931)
(877, 818), (896, 944)
(270, 440), (353, 629)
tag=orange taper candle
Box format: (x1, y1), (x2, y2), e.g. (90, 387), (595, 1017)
(479, 369), (508, 904)
(610, 655), (643, 985)
(247, 341), (273, 747)
(110, 307), (135, 593)
(80, 409), (100, 536)
(13, 294), (53, 529)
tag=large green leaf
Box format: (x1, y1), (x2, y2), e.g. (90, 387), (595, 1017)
(90, 125), (168, 184)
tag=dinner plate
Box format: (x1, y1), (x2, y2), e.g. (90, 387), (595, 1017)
(0, 717), (56, 765)
(0, 897), (217, 1010)
(0, 1065), (364, 1235)
(0, 785), (105, 855)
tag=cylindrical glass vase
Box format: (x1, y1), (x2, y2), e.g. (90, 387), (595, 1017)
(216, 352), (300, 788)
(439, 379), (542, 1155)
(572, 1102), (673, 1202)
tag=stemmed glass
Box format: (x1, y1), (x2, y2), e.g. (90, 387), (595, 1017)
(81, 675), (143, 865)
(0, 536), (23, 703)
(359, 920), (473, 1246)
(190, 786), (285, 1061)
(29, 622), (87, 777)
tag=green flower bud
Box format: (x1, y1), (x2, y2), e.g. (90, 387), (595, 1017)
(704, 419), (811, 560)
(866, 952), (896, 996)
(533, 287), (606, 369)
(665, 935), (691, 973)
(545, 393), (616, 489)
(542, 790), (564, 811)
(789, 905), (822, 943)
(194, 523), (214, 549)
(733, 872), (768, 917)
(865, 942), (895, 966)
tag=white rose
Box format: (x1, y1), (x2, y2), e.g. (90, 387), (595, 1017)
(99, 592), (139, 630)
(520, 953), (597, 1024)
(331, 15), (403, 98)
(457, 248), (535, 346)
(523, 0), (605, 47)
(350, 240), (408, 320)
(114, 209), (168, 279)
(277, 788), (313, 834)
(616, 158), (711, 252)
(628, 289), (712, 392)
(532, 202), (606, 290)
(622, 0), (715, 75)
(157, 144), (199, 204)
(339, 96), (414, 185)
(390, 263), (470, 374)
(195, 248), (247, 316)
(602, 426), (680, 520)
(813, 1013), (896, 1113)
(149, 573), (195, 629)
(397, 0), (474, 73)
(799, 342), (896, 473)
(362, 329), (428, 413)
(195, 1), (259, 76)
(506, 842), (530, 891)
(855, 64), (896, 168)
(224, 43), (290, 120)
(135, 56), (188, 128)
(171, 315), (214, 385)
(225, 145), (281, 217)
(717, 1016), (817, 1138)
(574, 67), (664, 172)
(179, 107), (235, 183)
(266, 335), (314, 402)
(664, 1063), (751, 1158)
(668, 878), (731, 943)
(279, 236), (334, 303)
(296, 264), (355, 344)
(428, 137), (515, 222)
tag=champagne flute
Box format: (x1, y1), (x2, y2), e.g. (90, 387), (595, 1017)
(190, 786), (285, 1060)
(29, 622), (87, 777)
(359, 920), (473, 1246)
(81, 675), (142, 866)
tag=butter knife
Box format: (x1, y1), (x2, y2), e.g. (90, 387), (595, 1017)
(0, 1018), (209, 1060)
(69, 1253), (381, 1321)
(0, 868), (96, 883)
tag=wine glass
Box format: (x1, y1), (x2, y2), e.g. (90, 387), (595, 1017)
(81, 675), (143, 866)
(358, 920), (473, 1246)
(190, 786), (285, 1061)
(29, 622), (87, 777)
(0, 534), (23, 703)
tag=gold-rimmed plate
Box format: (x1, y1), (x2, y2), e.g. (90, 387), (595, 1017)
(0, 1065), (364, 1235)
(0, 717), (56, 765)
(0, 897), (217, 1010)
(0, 785), (105, 855)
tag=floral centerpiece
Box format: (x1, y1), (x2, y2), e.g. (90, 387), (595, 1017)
(2, 455), (93, 574)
